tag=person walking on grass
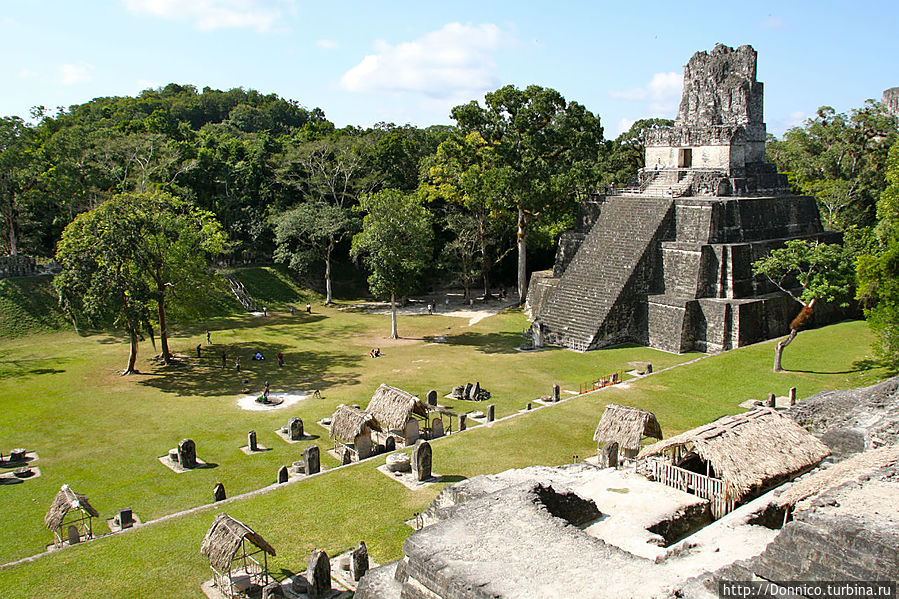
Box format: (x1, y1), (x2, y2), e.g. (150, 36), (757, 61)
(206, 330), (211, 344)
(221, 351), (227, 369)
(235, 356), (241, 373)
(277, 352), (284, 367)
(196, 344), (202, 359)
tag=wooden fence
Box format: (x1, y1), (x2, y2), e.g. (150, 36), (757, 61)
(647, 460), (735, 518)
(579, 371), (622, 395)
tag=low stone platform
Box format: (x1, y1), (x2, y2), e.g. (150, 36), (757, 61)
(157, 456), (211, 473)
(0, 466), (41, 484)
(274, 429), (317, 444)
(239, 444), (270, 455)
(0, 450), (38, 467)
(106, 513), (142, 533)
(376, 464), (442, 490)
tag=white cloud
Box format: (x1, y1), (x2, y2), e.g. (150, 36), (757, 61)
(122, 0), (293, 32)
(616, 117), (635, 137)
(316, 39), (338, 49)
(17, 68), (36, 79)
(611, 71), (682, 116)
(340, 22), (513, 101)
(59, 62), (95, 85)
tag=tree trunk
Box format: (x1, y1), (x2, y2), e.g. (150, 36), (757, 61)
(123, 328), (139, 375)
(773, 329), (798, 372)
(157, 285), (171, 364)
(516, 206), (527, 305)
(324, 239), (333, 305)
(390, 293), (398, 339)
(480, 224), (491, 301)
(5, 202), (19, 256)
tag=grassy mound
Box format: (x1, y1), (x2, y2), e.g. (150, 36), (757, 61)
(0, 275), (70, 338)
(226, 264), (320, 309)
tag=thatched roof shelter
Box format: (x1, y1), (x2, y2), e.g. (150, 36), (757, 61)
(777, 444), (899, 509)
(366, 384), (431, 430)
(593, 404), (662, 452)
(44, 484), (99, 531)
(330, 404), (382, 443)
(639, 407), (830, 500)
(200, 513), (276, 572)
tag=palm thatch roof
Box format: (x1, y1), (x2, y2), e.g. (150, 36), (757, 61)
(777, 444), (899, 509)
(200, 513), (276, 572)
(44, 484), (100, 530)
(638, 407), (830, 499)
(366, 384), (431, 430)
(330, 404), (382, 443)
(593, 404), (662, 451)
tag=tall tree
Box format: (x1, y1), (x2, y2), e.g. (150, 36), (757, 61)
(276, 133), (376, 302)
(272, 200), (356, 303)
(0, 116), (40, 255)
(856, 140), (899, 369)
(55, 192), (227, 369)
(450, 85), (603, 303)
(768, 102), (898, 230)
(424, 131), (508, 299)
(350, 189), (433, 339)
(752, 240), (854, 372)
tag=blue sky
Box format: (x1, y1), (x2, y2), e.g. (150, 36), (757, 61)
(1, 0), (897, 138)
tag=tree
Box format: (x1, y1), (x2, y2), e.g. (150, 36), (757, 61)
(272, 200), (356, 303)
(54, 192), (227, 371)
(768, 102), (898, 230)
(603, 118), (674, 187)
(450, 85), (604, 303)
(0, 116), (40, 255)
(276, 134), (376, 302)
(856, 140), (899, 369)
(752, 239), (854, 372)
(424, 131), (507, 300)
(350, 189), (433, 339)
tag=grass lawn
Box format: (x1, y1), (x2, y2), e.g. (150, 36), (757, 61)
(0, 297), (888, 597)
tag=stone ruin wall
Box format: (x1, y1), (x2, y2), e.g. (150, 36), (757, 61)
(0, 255), (36, 279)
(677, 44), (763, 127)
(883, 87), (899, 116)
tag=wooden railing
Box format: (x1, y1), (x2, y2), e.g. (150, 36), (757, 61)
(579, 370), (622, 394)
(648, 460), (734, 518)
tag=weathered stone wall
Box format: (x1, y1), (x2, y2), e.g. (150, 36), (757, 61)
(523, 270), (558, 319)
(677, 44), (763, 128)
(883, 87), (899, 116)
(0, 255), (36, 279)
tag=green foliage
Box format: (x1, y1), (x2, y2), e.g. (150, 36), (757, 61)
(752, 239), (854, 306)
(767, 102), (898, 230)
(54, 191), (228, 369)
(856, 140), (899, 369)
(351, 189), (434, 301)
(603, 118), (674, 186)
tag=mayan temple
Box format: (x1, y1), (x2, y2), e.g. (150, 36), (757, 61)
(526, 44), (841, 353)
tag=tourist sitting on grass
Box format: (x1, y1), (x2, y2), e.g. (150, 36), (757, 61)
(253, 352), (264, 360)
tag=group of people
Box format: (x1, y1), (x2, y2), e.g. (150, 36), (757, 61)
(368, 348), (381, 358)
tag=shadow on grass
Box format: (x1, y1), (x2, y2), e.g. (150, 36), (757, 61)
(444, 331), (527, 354)
(437, 475), (467, 484)
(787, 358), (876, 375)
(136, 342), (363, 397)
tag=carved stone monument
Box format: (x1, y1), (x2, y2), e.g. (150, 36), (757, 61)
(213, 482), (226, 502)
(306, 549), (331, 597)
(248, 430), (258, 452)
(552, 384), (560, 402)
(385, 436), (396, 452)
(177, 439), (197, 469)
(412, 440), (432, 481)
(459, 414), (467, 431)
(486, 404), (495, 422)
(431, 419), (444, 438)
(351, 541), (369, 581)
(303, 445), (320, 475)
(426, 390), (438, 406)
(600, 441), (619, 468)
(289, 417), (304, 441)
(277, 465), (288, 484)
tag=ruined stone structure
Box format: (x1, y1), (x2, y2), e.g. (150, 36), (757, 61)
(527, 45), (842, 353)
(0, 254), (36, 279)
(883, 87), (899, 117)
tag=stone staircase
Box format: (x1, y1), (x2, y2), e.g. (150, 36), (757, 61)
(534, 195), (674, 350)
(225, 276), (257, 312)
(641, 170), (694, 197)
